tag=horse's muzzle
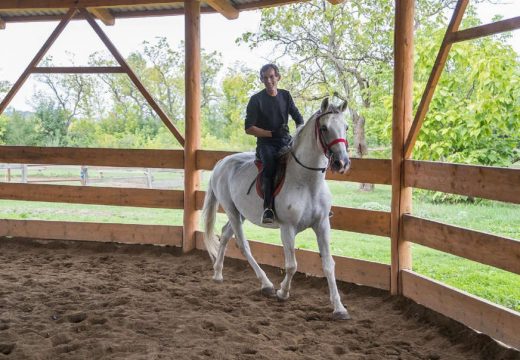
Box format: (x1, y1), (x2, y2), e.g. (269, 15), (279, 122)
(331, 158), (350, 174)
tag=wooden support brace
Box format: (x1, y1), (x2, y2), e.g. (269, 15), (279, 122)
(403, 0), (468, 158)
(205, 0), (238, 19)
(87, 7), (115, 26)
(0, 7), (77, 115)
(0, 16), (6, 29)
(79, 7), (185, 146)
(32, 66), (125, 73)
(448, 16), (520, 44)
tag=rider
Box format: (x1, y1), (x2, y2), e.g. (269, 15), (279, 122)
(245, 64), (304, 224)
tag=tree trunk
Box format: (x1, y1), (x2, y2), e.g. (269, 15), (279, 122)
(350, 108), (374, 191)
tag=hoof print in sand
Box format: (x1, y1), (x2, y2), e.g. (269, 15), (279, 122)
(0, 343), (15, 355)
(67, 312), (87, 323)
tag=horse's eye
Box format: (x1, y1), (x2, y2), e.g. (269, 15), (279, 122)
(320, 126), (328, 132)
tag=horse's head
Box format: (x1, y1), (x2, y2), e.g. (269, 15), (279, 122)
(315, 97), (350, 174)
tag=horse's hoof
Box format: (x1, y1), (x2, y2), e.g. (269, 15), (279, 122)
(261, 286), (276, 298)
(212, 275), (223, 283)
(332, 310), (351, 320)
(276, 289), (290, 302)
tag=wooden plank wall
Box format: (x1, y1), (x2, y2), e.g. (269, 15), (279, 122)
(402, 270), (520, 350)
(0, 219), (182, 246)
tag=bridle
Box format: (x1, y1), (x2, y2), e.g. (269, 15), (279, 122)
(290, 110), (348, 173)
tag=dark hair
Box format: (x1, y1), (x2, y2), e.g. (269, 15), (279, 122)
(259, 63), (280, 79)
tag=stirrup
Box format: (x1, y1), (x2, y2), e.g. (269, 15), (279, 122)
(262, 208), (275, 224)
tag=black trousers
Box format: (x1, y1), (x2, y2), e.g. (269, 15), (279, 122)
(256, 140), (289, 209)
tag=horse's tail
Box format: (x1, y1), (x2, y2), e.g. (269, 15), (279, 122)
(202, 177), (219, 263)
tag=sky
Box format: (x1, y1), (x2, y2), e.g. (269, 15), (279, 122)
(0, 2), (518, 111)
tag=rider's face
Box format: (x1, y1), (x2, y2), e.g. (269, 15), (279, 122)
(261, 68), (280, 94)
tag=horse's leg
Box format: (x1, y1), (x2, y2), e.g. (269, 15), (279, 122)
(313, 219), (350, 320)
(212, 221), (233, 283)
(276, 226), (297, 301)
(226, 208), (275, 297)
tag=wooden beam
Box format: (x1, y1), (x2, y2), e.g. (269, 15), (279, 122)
(0, 8), (77, 115)
(403, 0), (468, 158)
(402, 270), (520, 350)
(0, 146), (184, 168)
(79, 8), (185, 147)
(0, 219), (183, 246)
(330, 206), (390, 237)
(390, 0), (414, 295)
(183, 0), (201, 253)
(0, 183), (184, 209)
(32, 66), (124, 73)
(0, 0), (183, 9)
(326, 158), (392, 184)
(448, 16), (520, 44)
(403, 215), (520, 275)
(87, 7), (115, 25)
(195, 232), (391, 290)
(205, 0), (238, 19)
(195, 150), (392, 185)
(235, 0), (301, 11)
(404, 160), (520, 204)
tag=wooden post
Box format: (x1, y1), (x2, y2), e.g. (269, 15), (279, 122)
(183, 0), (201, 252)
(391, 0), (414, 295)
(21, 164), (28, 183)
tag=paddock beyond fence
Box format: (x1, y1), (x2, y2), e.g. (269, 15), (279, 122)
(0, 145), (518, 349)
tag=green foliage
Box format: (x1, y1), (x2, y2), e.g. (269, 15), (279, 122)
(412, 22), (520, 166)
(1, 111), (42, 146)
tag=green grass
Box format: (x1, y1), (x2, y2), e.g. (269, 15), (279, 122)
(0, 176), (518, 312)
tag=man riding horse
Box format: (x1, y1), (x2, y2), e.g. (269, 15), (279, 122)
(244, 64), (304, 224)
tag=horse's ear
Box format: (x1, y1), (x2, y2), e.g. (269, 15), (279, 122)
(320, 97), (329, 113)
(340, 100), (348, 112)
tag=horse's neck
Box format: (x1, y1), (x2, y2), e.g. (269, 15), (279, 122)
(288, 118), (328, 184)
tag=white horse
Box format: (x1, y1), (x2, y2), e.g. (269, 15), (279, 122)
(202, 98), (351, 320)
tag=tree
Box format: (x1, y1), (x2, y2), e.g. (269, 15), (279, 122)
(412, 12), (520, 166)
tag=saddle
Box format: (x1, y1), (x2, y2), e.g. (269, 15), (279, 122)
(247, 150), (291, 200)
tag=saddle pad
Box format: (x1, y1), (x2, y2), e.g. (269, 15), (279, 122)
(254, 160), (286, 200)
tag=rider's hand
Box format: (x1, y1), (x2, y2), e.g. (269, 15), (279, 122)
(272, 124), (290, 138)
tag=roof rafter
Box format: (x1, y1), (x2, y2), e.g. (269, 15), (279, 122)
(88, 7), (115, 25)
(205, 0), (238, 20)
(0, 0), (182, 10)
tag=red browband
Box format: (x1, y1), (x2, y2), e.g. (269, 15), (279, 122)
(314, 112), (348, 156)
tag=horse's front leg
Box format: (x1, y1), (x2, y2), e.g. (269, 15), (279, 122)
(276, 226), (297, 301)
(313, 219), (350, 320)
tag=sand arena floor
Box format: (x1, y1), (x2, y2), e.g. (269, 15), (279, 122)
(0, 237), (518, 360)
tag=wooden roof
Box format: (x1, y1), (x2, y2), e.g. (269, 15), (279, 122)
(0, 0), (325, 26)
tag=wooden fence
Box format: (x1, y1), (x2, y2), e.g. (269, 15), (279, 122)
(0, 145), (518, 349)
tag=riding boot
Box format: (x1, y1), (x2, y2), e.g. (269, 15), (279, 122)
(262, 179), (275, 224)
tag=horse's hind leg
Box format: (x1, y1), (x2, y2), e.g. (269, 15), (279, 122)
(226, 208), (275, 296)
(313, 219), (350, 320)
(212, 221), (233, 282)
